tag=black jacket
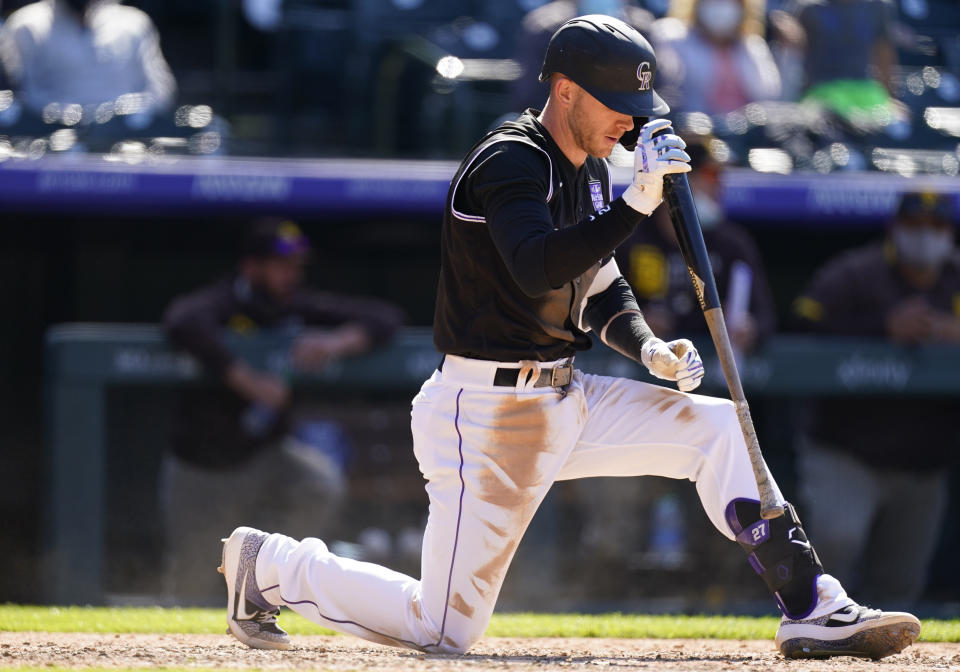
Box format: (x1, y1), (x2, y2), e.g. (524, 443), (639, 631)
(163, 275), (403, 468)
(793, 242), (960, 471)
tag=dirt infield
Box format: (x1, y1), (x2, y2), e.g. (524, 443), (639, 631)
(2, 632), (958, 671)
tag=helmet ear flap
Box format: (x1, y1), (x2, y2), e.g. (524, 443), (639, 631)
(618, 116), (648, 151)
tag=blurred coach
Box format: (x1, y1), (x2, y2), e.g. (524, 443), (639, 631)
(792, 191), (960, 608)
(161, 218), (403, 604)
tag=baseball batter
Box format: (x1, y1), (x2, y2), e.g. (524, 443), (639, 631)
(218, 15), (920, 660)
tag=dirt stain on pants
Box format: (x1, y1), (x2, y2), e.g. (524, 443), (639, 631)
(470, 394), (553, 603)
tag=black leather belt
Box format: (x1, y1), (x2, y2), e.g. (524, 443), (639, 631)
(493, 359), (574, 388)
(437, 355), (574, 388)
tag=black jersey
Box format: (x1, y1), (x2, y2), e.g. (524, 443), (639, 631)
(434, 110), (644, 361)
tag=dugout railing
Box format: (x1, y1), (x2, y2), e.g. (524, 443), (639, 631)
(43, 323), (960, 605)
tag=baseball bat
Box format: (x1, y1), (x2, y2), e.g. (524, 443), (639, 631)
(662, 172), (784, 520)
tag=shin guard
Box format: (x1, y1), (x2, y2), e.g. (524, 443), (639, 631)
(726, 499), (823, 619)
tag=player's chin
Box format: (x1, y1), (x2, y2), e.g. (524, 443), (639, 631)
(589, 143), (617, 159)
(590, 136), (620, 158)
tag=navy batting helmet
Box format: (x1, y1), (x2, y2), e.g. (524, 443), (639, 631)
(539, 14), (669, 118)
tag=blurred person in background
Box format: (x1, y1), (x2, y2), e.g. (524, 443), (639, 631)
(765, 2), (806, 101)
(0, 0), (175, 126)
(511, 1), (655, 112)
(788, 0), (900, 128)
(649, 0), (782, 115)
(573, 135), (777, 585)
(792, 190), (960, 608)
(161, 218), (404, 605)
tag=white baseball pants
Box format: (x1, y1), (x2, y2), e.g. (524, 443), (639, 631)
(255, 356), (843, 653)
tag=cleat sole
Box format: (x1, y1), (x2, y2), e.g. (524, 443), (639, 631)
(779, 618), (920, 660)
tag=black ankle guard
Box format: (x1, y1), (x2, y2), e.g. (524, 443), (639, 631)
(726, 499), (823, 619)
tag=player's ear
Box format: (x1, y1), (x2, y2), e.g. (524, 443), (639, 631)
(552, 75), (576, 108)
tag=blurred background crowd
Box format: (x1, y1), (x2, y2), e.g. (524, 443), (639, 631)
(0, 0), (957, 166)
(0, 0), (958, 619)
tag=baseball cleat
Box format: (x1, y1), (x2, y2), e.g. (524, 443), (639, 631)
(776, 604), (920, 660)
(219, 526), (291, 650)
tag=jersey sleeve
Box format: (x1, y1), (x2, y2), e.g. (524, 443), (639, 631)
(582, 274), (655, 362)
(466, 141), (646, 298)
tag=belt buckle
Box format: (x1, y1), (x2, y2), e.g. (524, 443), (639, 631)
(550, 359), (573, 387)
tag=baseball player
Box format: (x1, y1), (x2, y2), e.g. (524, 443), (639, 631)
(217, 15), (920, 660)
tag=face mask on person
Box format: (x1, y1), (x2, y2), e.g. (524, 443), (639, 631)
(891, 226), (954, 270)
(693, 191), (724, 230)
(696, 0), (743, 41)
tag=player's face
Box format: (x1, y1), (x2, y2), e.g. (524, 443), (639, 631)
(567, 86), (635, 159)
(246, 254), (307, 303)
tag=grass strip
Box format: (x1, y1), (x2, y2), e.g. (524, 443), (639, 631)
(1, 605), (957, 642)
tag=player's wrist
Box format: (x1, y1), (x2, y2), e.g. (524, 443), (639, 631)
(640, 336), (667, 368)
(621, 178), (662, 215)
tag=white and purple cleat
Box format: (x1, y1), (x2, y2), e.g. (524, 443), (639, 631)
(776, 603), (920, 660)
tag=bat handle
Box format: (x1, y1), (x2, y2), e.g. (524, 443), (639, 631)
(663, 173), (722, 311)
(665, 170), (784, 519)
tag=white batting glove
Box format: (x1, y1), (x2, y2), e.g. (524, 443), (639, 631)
(621, 118), (691, 215)
(641, 337), (705, 392)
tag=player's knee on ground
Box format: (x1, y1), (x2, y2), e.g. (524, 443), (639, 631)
(431, 615), (492, 654)
(727, 499), (823, 619)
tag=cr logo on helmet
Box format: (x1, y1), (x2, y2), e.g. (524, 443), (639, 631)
(637, 62), (652, 91)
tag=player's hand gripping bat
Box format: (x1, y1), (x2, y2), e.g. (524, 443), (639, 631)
(662, 170), (784, 520)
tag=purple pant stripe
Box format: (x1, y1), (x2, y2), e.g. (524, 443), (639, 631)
(427, 387), (467, 649)
(280, 594), (423, 650)
(278, 388), (467, 652)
